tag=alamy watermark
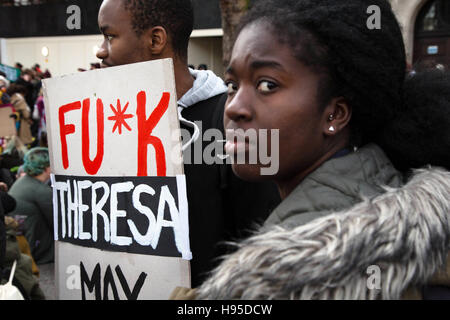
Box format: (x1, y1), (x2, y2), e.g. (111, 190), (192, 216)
(66, 5), (81, 30)
(366, 265), (381, 290)
(171, 123), (280, 176)
(367, 5), (381, 30)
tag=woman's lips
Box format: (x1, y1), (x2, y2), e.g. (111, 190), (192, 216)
(224, 139), (248, 155)
(224, 129), (256, 157)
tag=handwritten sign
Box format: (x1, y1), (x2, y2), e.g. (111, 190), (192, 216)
(43, 59), (191, 300)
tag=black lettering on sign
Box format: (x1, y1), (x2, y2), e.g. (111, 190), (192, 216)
(103, 265), (119, 300)
(80, 262), (101, 300)
(115, 265), (147, 300)
(80, 262), (148, 300)
(51, 175), (191, 260)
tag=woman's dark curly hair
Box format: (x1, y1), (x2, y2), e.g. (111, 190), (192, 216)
(238, 0), (450, 171)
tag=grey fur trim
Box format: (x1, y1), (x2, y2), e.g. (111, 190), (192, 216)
(197, 168), (450, 300)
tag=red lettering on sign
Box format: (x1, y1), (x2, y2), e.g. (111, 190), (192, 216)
(82, 98), (105, 175)
(59, 101), (81, 169)
(136, 91), (169, 177)
(58, 91), (169, 176)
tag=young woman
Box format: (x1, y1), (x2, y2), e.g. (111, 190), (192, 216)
(196, 0), (450, 299)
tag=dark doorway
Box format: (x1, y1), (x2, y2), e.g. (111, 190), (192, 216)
(414, 0), (450, 70)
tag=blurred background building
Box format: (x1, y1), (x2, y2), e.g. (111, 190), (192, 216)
(0, 0), (449, 77)
(391, 0), (450, 69)
(0, 0), (224, 77)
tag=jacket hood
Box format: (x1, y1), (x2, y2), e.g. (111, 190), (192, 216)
(178, 68), (227, 109)
(177, 68), (227, 151)
(197, 168), (450, 300)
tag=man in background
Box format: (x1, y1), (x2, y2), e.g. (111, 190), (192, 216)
(96, 0), (280, 287)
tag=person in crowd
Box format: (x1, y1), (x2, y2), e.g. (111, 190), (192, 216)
(0, 175), (10, 260)
(96, 0), (280, 287)
(1, 206), (46, 300)
(42, 69), (51, 79)
(14, 63), (23, 73)
(32, 64), (42, 75)
(0, 75), (11, 106)
(29, 70), (43, 140)
(0, 191), (6, 275)
(0, 136), (27, 189)
(0, 169), (13, 278)
(1, 180), (45, 300)
(15, 165), (26, 180)
(90, 62), (101, 70)
(6, 84), (33, 145)
(37, 132), (47, 149)
(0, 183), (15, 214)
(191, 0), (450, 300)
(1, 135), (28, 171)
(15, 69), (35, 111)
(32, 88), (46, 143)
(0, 75), (9, 88)
(8, 147), (53, 266)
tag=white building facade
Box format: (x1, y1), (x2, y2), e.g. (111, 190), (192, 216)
(1, 0), (448, 78)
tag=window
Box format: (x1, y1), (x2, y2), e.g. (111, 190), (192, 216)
(416, 0), (450, 36)
(0, 0), (61, 6)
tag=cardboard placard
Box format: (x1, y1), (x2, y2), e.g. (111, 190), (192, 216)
(43, 59), (191, 300)
(0, 106), (17, 138)
(0, 64), (20, 82)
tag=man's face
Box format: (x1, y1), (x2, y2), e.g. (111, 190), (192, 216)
(97, 0), (153, 67)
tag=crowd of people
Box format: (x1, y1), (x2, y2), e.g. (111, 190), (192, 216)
(77, 62), (101, 73)
(188, 64), (209, 71)
(0, 63), (52, 299)
(1, 0), (450, 301)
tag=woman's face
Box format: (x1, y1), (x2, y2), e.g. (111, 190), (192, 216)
(224, 22), (334, 191)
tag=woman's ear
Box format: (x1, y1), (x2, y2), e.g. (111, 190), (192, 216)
(147, 26), (168, 56)
(322, 97), (352, 136)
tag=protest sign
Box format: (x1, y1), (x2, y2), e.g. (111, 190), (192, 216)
(0, 106), (16, 138)
(43, 59), (191, 300)
(0, 64), (20, 82)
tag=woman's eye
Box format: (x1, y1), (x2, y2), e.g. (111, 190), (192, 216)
(105, 35), (113, 42)
(257, 80), (277, 93)
(226, 82), (238, 94)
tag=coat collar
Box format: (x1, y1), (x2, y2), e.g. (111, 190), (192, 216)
(265, 143), (403, 228)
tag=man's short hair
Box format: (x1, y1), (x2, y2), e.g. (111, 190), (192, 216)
(122, 0), (194, 61)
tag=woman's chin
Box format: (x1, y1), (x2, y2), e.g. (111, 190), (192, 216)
(231, 163), (271, 182)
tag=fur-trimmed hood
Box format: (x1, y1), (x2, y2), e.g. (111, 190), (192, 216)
(197, 168), (450, 300)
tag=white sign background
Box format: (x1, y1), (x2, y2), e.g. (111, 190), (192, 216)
(43, 59), (191, 300)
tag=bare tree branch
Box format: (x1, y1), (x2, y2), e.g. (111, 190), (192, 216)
(219, 0), (250, 68)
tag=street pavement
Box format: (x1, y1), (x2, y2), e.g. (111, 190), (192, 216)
(38, 263), (56, 300)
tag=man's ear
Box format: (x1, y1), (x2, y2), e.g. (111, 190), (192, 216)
(147, 26), (168, 56)
(322, 97), (352, 136)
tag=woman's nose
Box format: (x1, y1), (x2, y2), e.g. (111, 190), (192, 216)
(224, 87), (253, 123)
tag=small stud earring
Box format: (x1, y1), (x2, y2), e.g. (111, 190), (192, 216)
(329, 126), (335, 132)
(328, 114), (334, 121)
